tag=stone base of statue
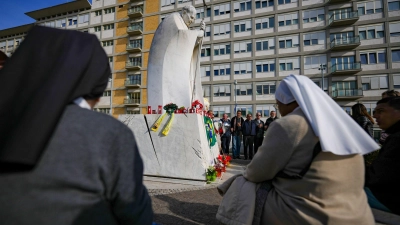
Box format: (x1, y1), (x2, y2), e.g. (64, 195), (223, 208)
(119, 114), (219, 181)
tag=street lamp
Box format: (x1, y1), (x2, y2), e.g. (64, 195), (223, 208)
(318, 64), (327, 91)
(234, 80), (237, 114)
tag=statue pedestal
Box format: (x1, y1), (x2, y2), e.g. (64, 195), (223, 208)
(119, 114), (219, 181)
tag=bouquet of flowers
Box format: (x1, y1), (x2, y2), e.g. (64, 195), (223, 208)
(218, 154), (232, 166)
(206, 166), (217, 181)
(214, 162), (225, 177)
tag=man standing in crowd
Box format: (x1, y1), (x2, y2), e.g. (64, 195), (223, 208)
(254, 113), (265, 154)
(230, 111), (244, 159)
(265, 110), (278, 130)
(365, 97), (400, 215)
(379, 90), (400, 144)
(242, 114), (256, 160)
(219, 114), (231, 156)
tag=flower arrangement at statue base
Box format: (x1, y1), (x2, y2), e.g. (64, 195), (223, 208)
(214, 162), (226, 178)
(218, 154), (232, 167)
(206, 166), (217, 182)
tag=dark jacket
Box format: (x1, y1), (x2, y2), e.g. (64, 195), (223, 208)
(366, 120), (400, 215)
(254, 119), (265, 138)
(0, 105), (153, 225)
(231, 116), (245, 135)
(354, 116), (373, 137)
(242, 119), (257, 136)
(265, 117), (278, 127)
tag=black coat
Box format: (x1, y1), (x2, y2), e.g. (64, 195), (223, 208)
(354, 116), (373, 137)
(230, 116), (245, 135)
(365, 120), (400, 215)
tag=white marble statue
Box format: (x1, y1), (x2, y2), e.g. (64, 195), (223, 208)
(147, 5), (205, 109)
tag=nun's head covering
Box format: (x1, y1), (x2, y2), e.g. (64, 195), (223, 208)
(0, 26), (111, 171)
(275, 75), (379, 155)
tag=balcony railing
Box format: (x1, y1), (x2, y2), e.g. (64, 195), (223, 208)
(328, 11), (359, 26)
(126, 61), (142, 70)
(127, 24), (143, 34)
(330, 62), (362, 75)
(125, 80), (141, 86)
(332, 89), (363, 98)
(124, 99), (140, 104)
(128, 6), (143, 17)
(330, 36), (360, 50)
(126, 43), (142, 52)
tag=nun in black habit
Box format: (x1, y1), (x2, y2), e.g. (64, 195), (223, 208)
(0, 26), (153, 225)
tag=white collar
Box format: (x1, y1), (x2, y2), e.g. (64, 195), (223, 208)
(73, 97), (92, 110)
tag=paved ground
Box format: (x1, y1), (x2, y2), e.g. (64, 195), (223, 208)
(145, 158), (250, 225)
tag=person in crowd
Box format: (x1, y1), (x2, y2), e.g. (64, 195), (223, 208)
(217, 75), (378, 225)
(242, 114), (256, 160)
(365, 97), (400, 215)
(219, 113), (231, 156)
(265, 111), (278, 130)
(254, 113), (265, 154)
(352, 103), (375, 137)
(378, 90), (399, 144)
(230, 111), (244, 159)
(0, 50), (8, 70)
(0, 26), (153, 225)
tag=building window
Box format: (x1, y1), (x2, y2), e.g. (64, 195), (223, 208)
(255, 0), (274, 8)
(389, 22), (400, 37)
(201, 66), (211, 77)
(95, 10), (102, 16)
(393, 75), (400, 88)
(201, 45), (211, 57)
(359, 24), (384, 40)
(98, 108), (110, 114)
(234, 61), (252, 74)
(360, 50), (386, 64)
(178, 0), (191, 3)
(361, 76), (388, 90)
(196, 7), (211, 19)
(237, 105), (253, 116)
(161, 0), (176, 7)
(108, 57), (113, 63)
(278, 35), (299, 48)
(234, 0), (252, 13)
(303, 31), (325, 46)
(204, 25), (211, 37)
(214, 64), (231, 76)
(234, 20), (252, 32)
(203, 85), (211, 97)
(278, 0), (297, 5)
(256, 38), (275, 51)
(102, 40), (113, 46)
(256, 105), (275, 117)
(234, 40), (252, 53)
(235, 84), (253, 96)
(214, 3), (231, 16)
(128, 74), (141, 85)
(213, 23), (231, 36)
(127, 110), (140, 114)
(392, 49), (400, 62)
(278, 13), (298, 27)
(78, 14), (89, 24)
(256, 60), (275, 72)
(103, 24), (114, 30)
(212, 106), (231, 118)
(312, 78), (328, 91)
(213, 43), (231, 56)
(303, 8), (325, 23)
(279, 58), (299, 71)
(304, 55), (327, 70)
(331, 56), (355, 68)
(104, 7), (115, 14)
(103, 90), (111, 96)
(68, 17), (78, 25)
(94, 26), (101, 32)
(214, 84), (232, 96)
(357, 0), (383, 15)
(255, 17), (275, 29)
(127, 92), (141, 103)
(256, 83), (276, 95)
(128, 57), (141, 65)
(388, 0), (400, 11)
(332, 81), (357, 91)
(330, 31), (354, 42)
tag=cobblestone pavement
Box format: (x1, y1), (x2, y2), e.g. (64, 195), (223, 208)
(149, 158), (250, 225)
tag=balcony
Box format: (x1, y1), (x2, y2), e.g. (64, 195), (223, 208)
(126, 43), (142, 53)
(328, 11), (359, 27)
(126, 61), (141, 70)
(125, 79), (141, 88)
(330, 36), (360, 51)
(124, 99), (140, 106)
(330, 62), (362, 75)
(127, 24), (143, 35)
(332, 89), (363, 100)
(128, 6), (143, 18)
